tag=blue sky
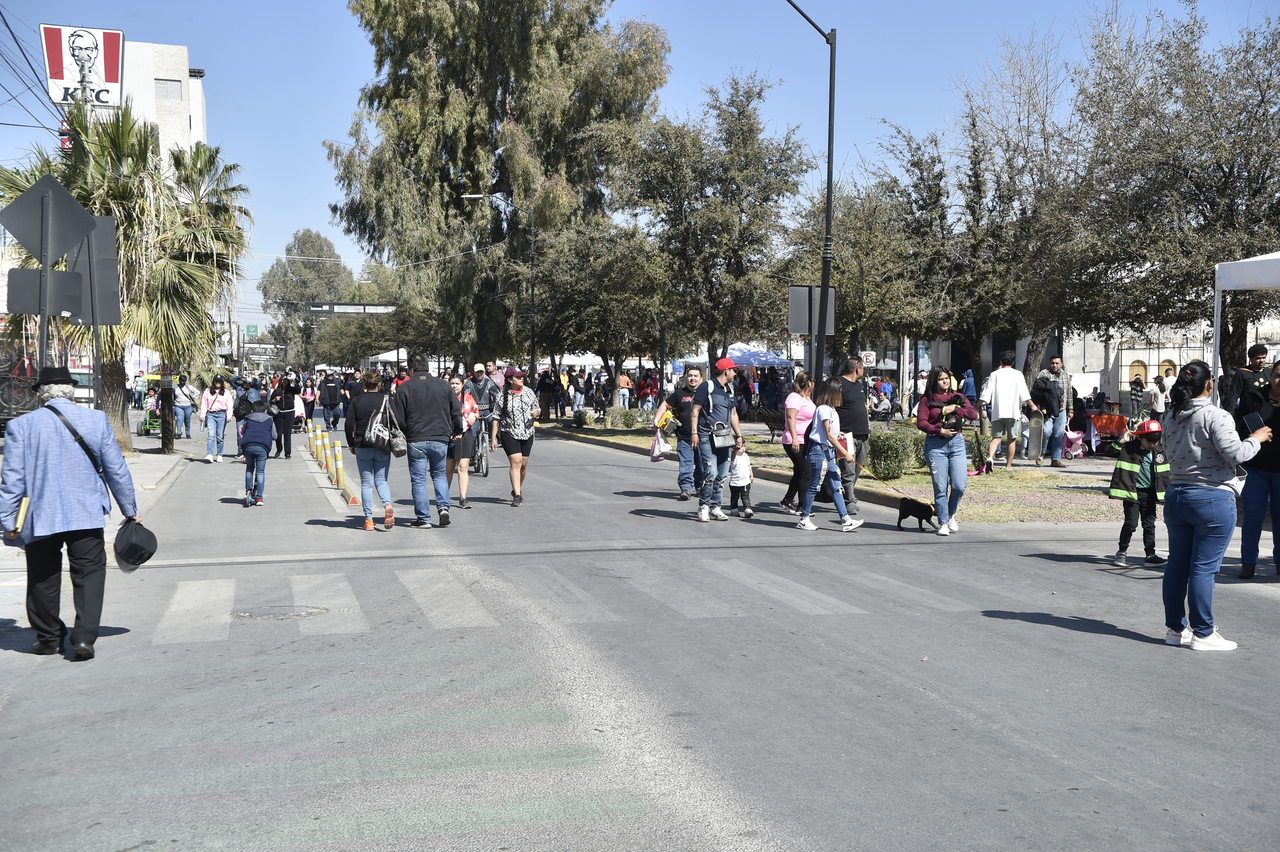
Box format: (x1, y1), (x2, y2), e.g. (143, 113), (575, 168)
(0, 0), (1271, 333)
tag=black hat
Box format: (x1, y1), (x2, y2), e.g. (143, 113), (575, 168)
(114, 518), (157, 573)
(32, 365), (78, 389)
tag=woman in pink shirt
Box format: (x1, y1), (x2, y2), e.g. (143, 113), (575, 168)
(199, 376), (235, 462)
(780, 371), (815, 514)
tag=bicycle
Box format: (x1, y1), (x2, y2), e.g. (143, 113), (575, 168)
(471, 416), (491, 477)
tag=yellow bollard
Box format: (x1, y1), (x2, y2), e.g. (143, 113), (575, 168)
(306, 421), (315, 454)
(321, 434), (331, 472)
(333, 442), (344, 490)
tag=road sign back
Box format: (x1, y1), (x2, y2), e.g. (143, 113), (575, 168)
(0, 174), (96, 261)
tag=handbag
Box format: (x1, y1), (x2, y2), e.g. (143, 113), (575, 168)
(709, 420), (735, 450)
(650, 430), (671, 462)
(389, 415), (407, 458)
(364, 395), (394, 454)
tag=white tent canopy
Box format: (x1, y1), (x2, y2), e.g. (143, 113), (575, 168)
(673, 342), (794, 369)
(1212, 250), (1280, 399)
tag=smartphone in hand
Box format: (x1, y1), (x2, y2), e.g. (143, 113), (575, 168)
(1245, 412), (1265, 434)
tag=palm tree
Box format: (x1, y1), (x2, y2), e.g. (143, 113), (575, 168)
(0, 101), (251, 453)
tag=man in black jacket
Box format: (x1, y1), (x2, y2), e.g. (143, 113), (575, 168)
(318, 371), (342, 429)
(1225, 343), (1268, 417)
(835, 357), (871, 515)
(392, 354), (464, 528)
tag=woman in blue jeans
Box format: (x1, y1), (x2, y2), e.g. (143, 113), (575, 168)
(797, 378), (863, 533)
(916, 366), (978, 536)
(1162, 361), (1270, 650)
(345, 371), (395, 531)
(1231, 360), (1280, 579)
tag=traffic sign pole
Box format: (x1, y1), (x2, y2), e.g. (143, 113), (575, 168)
(38, 188), (51, 369)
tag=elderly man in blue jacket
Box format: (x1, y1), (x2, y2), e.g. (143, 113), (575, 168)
(0, 365), (139, 661)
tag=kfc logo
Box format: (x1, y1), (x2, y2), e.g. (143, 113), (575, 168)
(40, 24), (124, 107)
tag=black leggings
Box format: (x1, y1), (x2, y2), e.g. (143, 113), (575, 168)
(273, 411), (293, 456)
(783, 440), (810, 505)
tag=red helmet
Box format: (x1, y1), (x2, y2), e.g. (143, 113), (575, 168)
(1133, 419), (1162, 437)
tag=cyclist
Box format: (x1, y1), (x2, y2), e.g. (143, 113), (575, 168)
(466, 363), (500, 444)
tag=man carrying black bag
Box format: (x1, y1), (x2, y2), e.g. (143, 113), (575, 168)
(0, 366), (139, 661)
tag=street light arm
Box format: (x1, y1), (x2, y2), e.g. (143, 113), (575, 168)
(785, 0), (827, 38)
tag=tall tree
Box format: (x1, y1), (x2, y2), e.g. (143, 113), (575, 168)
(327, 0), (669, 363)
(616, 72), (811, 363)
(258, 229), (355, 366)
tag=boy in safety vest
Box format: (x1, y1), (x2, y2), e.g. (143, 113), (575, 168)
(1108, 419), (1170, 568)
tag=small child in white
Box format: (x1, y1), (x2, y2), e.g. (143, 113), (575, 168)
(728, 445), (754, 518)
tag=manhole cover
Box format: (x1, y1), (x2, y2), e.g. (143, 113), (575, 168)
(234, 605), (328, 621)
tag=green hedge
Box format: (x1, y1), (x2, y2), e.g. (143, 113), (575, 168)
(604, 406), (627, 428)
(868, 429), (915, 481)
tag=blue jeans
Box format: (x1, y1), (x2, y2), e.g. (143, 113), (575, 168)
(1042, 409), (1067, 460)
(619, 389), (631, 409)
(801, 442), (848, 518)
(924, 433), (968, 524)
(322, 404), (340, 428)
(243, 445), (268, 498)
(676, 437), (706, 494)
(354, 446), (393, 520)
(573, 392), (584, 412)
(1240, 467), (1280, 568)
(697, 438), (731, 508)
(205, 410), (226, 456)
(1163, 484), (1234, 637)
(407, 440), (449, 523)
(174, 404), (193, 437)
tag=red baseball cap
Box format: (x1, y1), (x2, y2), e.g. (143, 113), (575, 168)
(714, 357), (736, 372)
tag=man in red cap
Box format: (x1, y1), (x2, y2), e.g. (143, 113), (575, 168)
(688, 357), (744, 522)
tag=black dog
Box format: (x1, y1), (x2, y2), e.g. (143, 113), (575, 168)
(896, 497), (938, 531)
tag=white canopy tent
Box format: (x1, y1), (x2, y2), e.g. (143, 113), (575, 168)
(1212, 250), (1280, 400)
(672, 342), (794, 370)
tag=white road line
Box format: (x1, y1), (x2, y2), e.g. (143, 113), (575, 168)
(621, 564), (741, 618)
(841, 571), (976, 612)
(499, 567), (622, 623)
(702, 561), (867, 616)
(288, 574), (370, 634)
(152, 579), (237, 644)
(397, 569), (500, 628)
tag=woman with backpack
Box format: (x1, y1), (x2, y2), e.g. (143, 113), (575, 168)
(492, 366), (537, 506)
(198, 376), (234, 463)
(172, 375), (198, 440)
(239, 400), (276, 506)
(345, 370), (396, 531)
(916, 365), (978, 537)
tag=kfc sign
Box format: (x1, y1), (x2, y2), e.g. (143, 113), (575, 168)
(40, 25), (124, 107)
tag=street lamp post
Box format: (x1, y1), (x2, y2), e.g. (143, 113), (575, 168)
(462, 194), (536, 378)
(785, 0), (836, 377)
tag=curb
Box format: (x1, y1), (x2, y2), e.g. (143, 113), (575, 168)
(538, 426), (905, 511)
(304, 425), (360, 506)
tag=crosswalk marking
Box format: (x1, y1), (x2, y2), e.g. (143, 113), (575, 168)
(152, 579), (236, 645)
(621, 564), (741, 618)
(398, 568), (500, 628)
(702, 561), (867, 615)
(289, 573), (370, 634)
(500, 567), (622, 623)
(838, 570), (976, 612)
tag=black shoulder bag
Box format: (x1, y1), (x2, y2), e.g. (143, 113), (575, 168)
(46, 404), (106, 487)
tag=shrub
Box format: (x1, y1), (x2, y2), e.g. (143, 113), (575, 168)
(868, 429), (914, 481)
(621, 407), (638, 429)
(573, 409), (589, 428)
(605, 406), (627, 428)
(910, 430), (927, 470)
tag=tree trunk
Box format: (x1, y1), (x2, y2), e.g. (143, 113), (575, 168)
(160, 387), (175, 454)
(102, 357), (136, 456)
(1220, 294), (1249, 376)
(1022, 326), (1052, 387)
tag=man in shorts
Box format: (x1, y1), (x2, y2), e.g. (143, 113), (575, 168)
(980, 349), (1036, 470)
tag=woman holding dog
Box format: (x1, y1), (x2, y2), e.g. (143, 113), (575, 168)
(916, 366), (978, 537)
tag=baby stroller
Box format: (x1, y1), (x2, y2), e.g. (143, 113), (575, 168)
(1062, 429), (1085, 460)
(292, 409), (307, 434)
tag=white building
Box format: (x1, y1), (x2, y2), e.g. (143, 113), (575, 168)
(119, 41), (206, 158)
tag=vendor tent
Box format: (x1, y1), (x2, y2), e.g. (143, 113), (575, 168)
(1212, 250), (1280, 400)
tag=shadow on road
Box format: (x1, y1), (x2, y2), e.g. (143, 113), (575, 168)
(1024, 551), (1118, 566)
(0, 621), (129, 654)
(982, 610), (1163, 644)
(614, 490), (675, 499)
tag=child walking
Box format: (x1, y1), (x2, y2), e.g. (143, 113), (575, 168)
(1108, 419), (1170, 567)
(728, 445), (754, 518)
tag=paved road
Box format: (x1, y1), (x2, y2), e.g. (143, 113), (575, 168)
(1, 432), (1277, 851)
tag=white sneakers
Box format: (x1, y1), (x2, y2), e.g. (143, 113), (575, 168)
(709, 507), (729, 522)
(947, 518), (959, 533)
(936, 525), (950, 536)
(697, 506), (710, 523)
(1113, 551), (1127, 567)
(1190, 631), (1238, 651)
(215, 455), (222, 463)
(841, 516), (864, 532)
(796, 516), (818, 531)
(205, 453), (213, 462)
(1165, 627), (1238, 650)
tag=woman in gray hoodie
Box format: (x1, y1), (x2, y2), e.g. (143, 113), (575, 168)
(1162, 361), (1271, 651)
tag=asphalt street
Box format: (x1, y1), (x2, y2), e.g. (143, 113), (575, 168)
(0, 428), (1277, 851)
